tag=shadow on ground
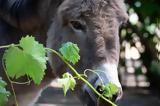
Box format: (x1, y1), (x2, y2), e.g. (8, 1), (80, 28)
(118, 87), (160, 106)
(36, 86), (160, 106)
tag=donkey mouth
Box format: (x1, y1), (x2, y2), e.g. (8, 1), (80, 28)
(83, 78), (122, 106)
(81, 76), (112, 106)
(81, 63), (123, 105)
(83, 79), (118, 106)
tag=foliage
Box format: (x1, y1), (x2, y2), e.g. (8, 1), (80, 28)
(102, 83), (119, 98)
(58, 72), (76, 96)
(149, 61), (160, 88)
(120, 0), (160, 88)
(0, 36), (118, 106)
(59, 42), (80, 65)
(0, 78), (10, 106)
(3, 36), (47, 85)
(150, 61), (160, 76)
(124, 0), (160, 62)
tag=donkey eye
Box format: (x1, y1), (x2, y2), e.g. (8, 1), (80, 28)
(70, 21), (85, 31)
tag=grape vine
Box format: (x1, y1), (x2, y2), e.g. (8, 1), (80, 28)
(0, 36), (118, 106)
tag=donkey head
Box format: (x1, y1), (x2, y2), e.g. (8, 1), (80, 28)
(47, 0), (128, 105)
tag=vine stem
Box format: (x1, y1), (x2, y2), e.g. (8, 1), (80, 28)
(2, 59), (19, 106)
(11, 79), (31, 85)
(46, 48), (117, 106)
(0, 45), (11, 49)
(0, 44), (19, 49)
(84, 69), (104, 85)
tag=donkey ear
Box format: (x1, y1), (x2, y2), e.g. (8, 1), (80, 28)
(56, 0), (70, 13)
(111, 0), (128, 23)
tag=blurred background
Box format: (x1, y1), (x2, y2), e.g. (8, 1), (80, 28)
(36, 0), (160, 106)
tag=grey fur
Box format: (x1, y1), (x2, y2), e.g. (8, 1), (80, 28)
(0, 0), (128, 106)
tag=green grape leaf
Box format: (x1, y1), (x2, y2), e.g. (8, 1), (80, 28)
(0, 78), (7, 88)
(4, 36), (47, 85)
(0, 78), (10, 106)
(102, 83), (119, 98)
(58, 72), (76, 96)
(59, 42), (80, 65)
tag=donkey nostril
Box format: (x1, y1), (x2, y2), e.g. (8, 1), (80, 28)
(96, 85), (103, 94)
(113, 90), (123, 102)
(112, 94), (118, 101)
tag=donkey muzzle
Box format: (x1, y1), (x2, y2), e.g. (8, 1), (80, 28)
(82, 63), (123, 105)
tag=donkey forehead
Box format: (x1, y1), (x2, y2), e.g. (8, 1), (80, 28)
(59, 0), (126, 18)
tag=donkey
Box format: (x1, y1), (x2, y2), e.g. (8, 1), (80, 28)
(0, 0), (128, 106)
